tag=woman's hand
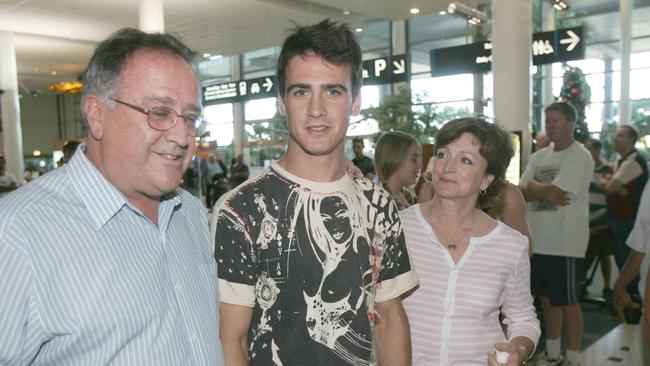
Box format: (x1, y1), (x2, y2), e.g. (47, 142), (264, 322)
(487, 342), (522, 365)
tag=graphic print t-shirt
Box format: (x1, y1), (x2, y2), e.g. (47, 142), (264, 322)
(212, 162), (417, 366)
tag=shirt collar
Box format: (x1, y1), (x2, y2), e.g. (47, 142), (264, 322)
(68, 144), (182, 230)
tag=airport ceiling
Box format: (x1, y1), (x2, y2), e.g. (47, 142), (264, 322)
(0, 0), (649, 95)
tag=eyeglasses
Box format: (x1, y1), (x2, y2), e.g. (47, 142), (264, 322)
(110, 98), (207, 137)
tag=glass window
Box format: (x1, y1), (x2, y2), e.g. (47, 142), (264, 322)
(586, 73), (605, 103)
(245, 98), (278, 121)
(243, 46), (279, 77)
(245, 118), (287, 167)
(585, 102), (605, 132)
(204, 104), (234, 147)
(411, 74), (474, 104)
(197, 56), (231, 84)
(631, 51), (650, 69)
(360, 85), (380, 109)
(630, 68), (650, 100)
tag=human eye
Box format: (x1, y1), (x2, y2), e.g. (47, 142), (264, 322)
(292, 88), (307, 97)
(435, 151), (447, 159)
(460, 157), (473, 165)
(149, 108), (174, 121)
(327, 87), (342, 97)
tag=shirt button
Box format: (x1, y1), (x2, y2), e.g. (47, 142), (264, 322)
(175, 282), (182, 291)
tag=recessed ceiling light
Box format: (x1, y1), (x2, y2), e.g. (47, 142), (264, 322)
(439, 10), (447, 15)
(343, 10), (351, 15)
(209, 55), (223, 60)
(355, 28), (363, 32)
(51, 70), (57, 75)
(410, 8), (420, 14)
(203, 53), (211, 58)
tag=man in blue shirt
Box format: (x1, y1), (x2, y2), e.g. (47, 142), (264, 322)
(0, 29), (224, 365)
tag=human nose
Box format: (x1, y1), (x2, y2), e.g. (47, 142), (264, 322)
(441, 158), (457, 173)
(165, 116), (191, 147)
(308, 94), (326, 118)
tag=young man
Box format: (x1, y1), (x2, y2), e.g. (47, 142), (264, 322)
(519, 102), (594, 366)
(0, 29), (224, 365)
(598, 125), (648, 296)
(351, 136), (376, 180)
(212, 20), (417, 366)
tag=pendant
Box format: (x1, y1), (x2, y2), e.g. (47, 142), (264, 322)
(447, 243), (457, 251)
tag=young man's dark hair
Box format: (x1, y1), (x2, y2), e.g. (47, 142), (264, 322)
(276, 19), (362, 99)
(352, 136), (364, 145)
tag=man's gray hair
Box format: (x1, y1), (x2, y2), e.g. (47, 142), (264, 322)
(81, 28), (196, 118)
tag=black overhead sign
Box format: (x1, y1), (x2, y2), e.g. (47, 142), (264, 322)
(430, 26), (585, 77)
(203, 76), (277, 105)
(362, 54), (409, 85)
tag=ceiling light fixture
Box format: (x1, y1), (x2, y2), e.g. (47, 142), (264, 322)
(546, 0), (569, 11)
(343, 9), (351, 15)
(209, 54), (223, 60)
(447, 1), (488, 25)
(410, 8), (420, 15)
(355, 28), (363, 32)
(47, 81), (83, 94)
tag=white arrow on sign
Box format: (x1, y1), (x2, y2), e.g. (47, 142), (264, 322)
(560, 30), (580, 52)
(263, 77), (273, 92)
(393, 59), (405, 74)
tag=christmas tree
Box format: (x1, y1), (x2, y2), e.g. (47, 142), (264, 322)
(560, 65), (591, 141)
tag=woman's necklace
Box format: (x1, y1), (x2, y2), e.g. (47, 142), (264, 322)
(435, 228), (461, 252)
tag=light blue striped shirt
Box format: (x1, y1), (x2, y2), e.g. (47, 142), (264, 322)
(0, 148), (224, 365)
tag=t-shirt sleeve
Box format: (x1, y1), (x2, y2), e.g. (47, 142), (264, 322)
(375, 200), (418, 303)
(627, 182), (650, 254)
(613, 158), (643, 185)
(212, 199), (256, 307)
(552, 149), (594, 196)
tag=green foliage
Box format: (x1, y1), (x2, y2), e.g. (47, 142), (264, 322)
(361, 86), (471, 144)
(560, 65), (591, 141)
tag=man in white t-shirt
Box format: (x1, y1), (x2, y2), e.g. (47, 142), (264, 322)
(519, 102), (594, 366)
(613, 180), (650, 363)
(0, 154), (19, 198)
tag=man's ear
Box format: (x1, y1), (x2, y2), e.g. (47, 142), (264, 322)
(84, 95), (105, 140)
(278, 96), (288, 117)
(351, 94), (361, 116)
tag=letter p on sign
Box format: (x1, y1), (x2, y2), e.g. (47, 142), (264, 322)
(374, 59), (387, 77)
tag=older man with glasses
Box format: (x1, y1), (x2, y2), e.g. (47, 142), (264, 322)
(0, 28), (224, 365)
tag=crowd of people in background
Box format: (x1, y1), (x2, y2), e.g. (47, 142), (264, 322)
(1, 18), (650, 366)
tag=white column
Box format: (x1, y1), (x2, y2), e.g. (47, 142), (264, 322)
(0, 31), (24, 182)
(391, 20), (409, 93)
(543, 4), (555, 119)
(231, 55), (245, 157)
(619, 0), (633, 125)
(139, 0), (165, 33)
(492, 0), (532, 165)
